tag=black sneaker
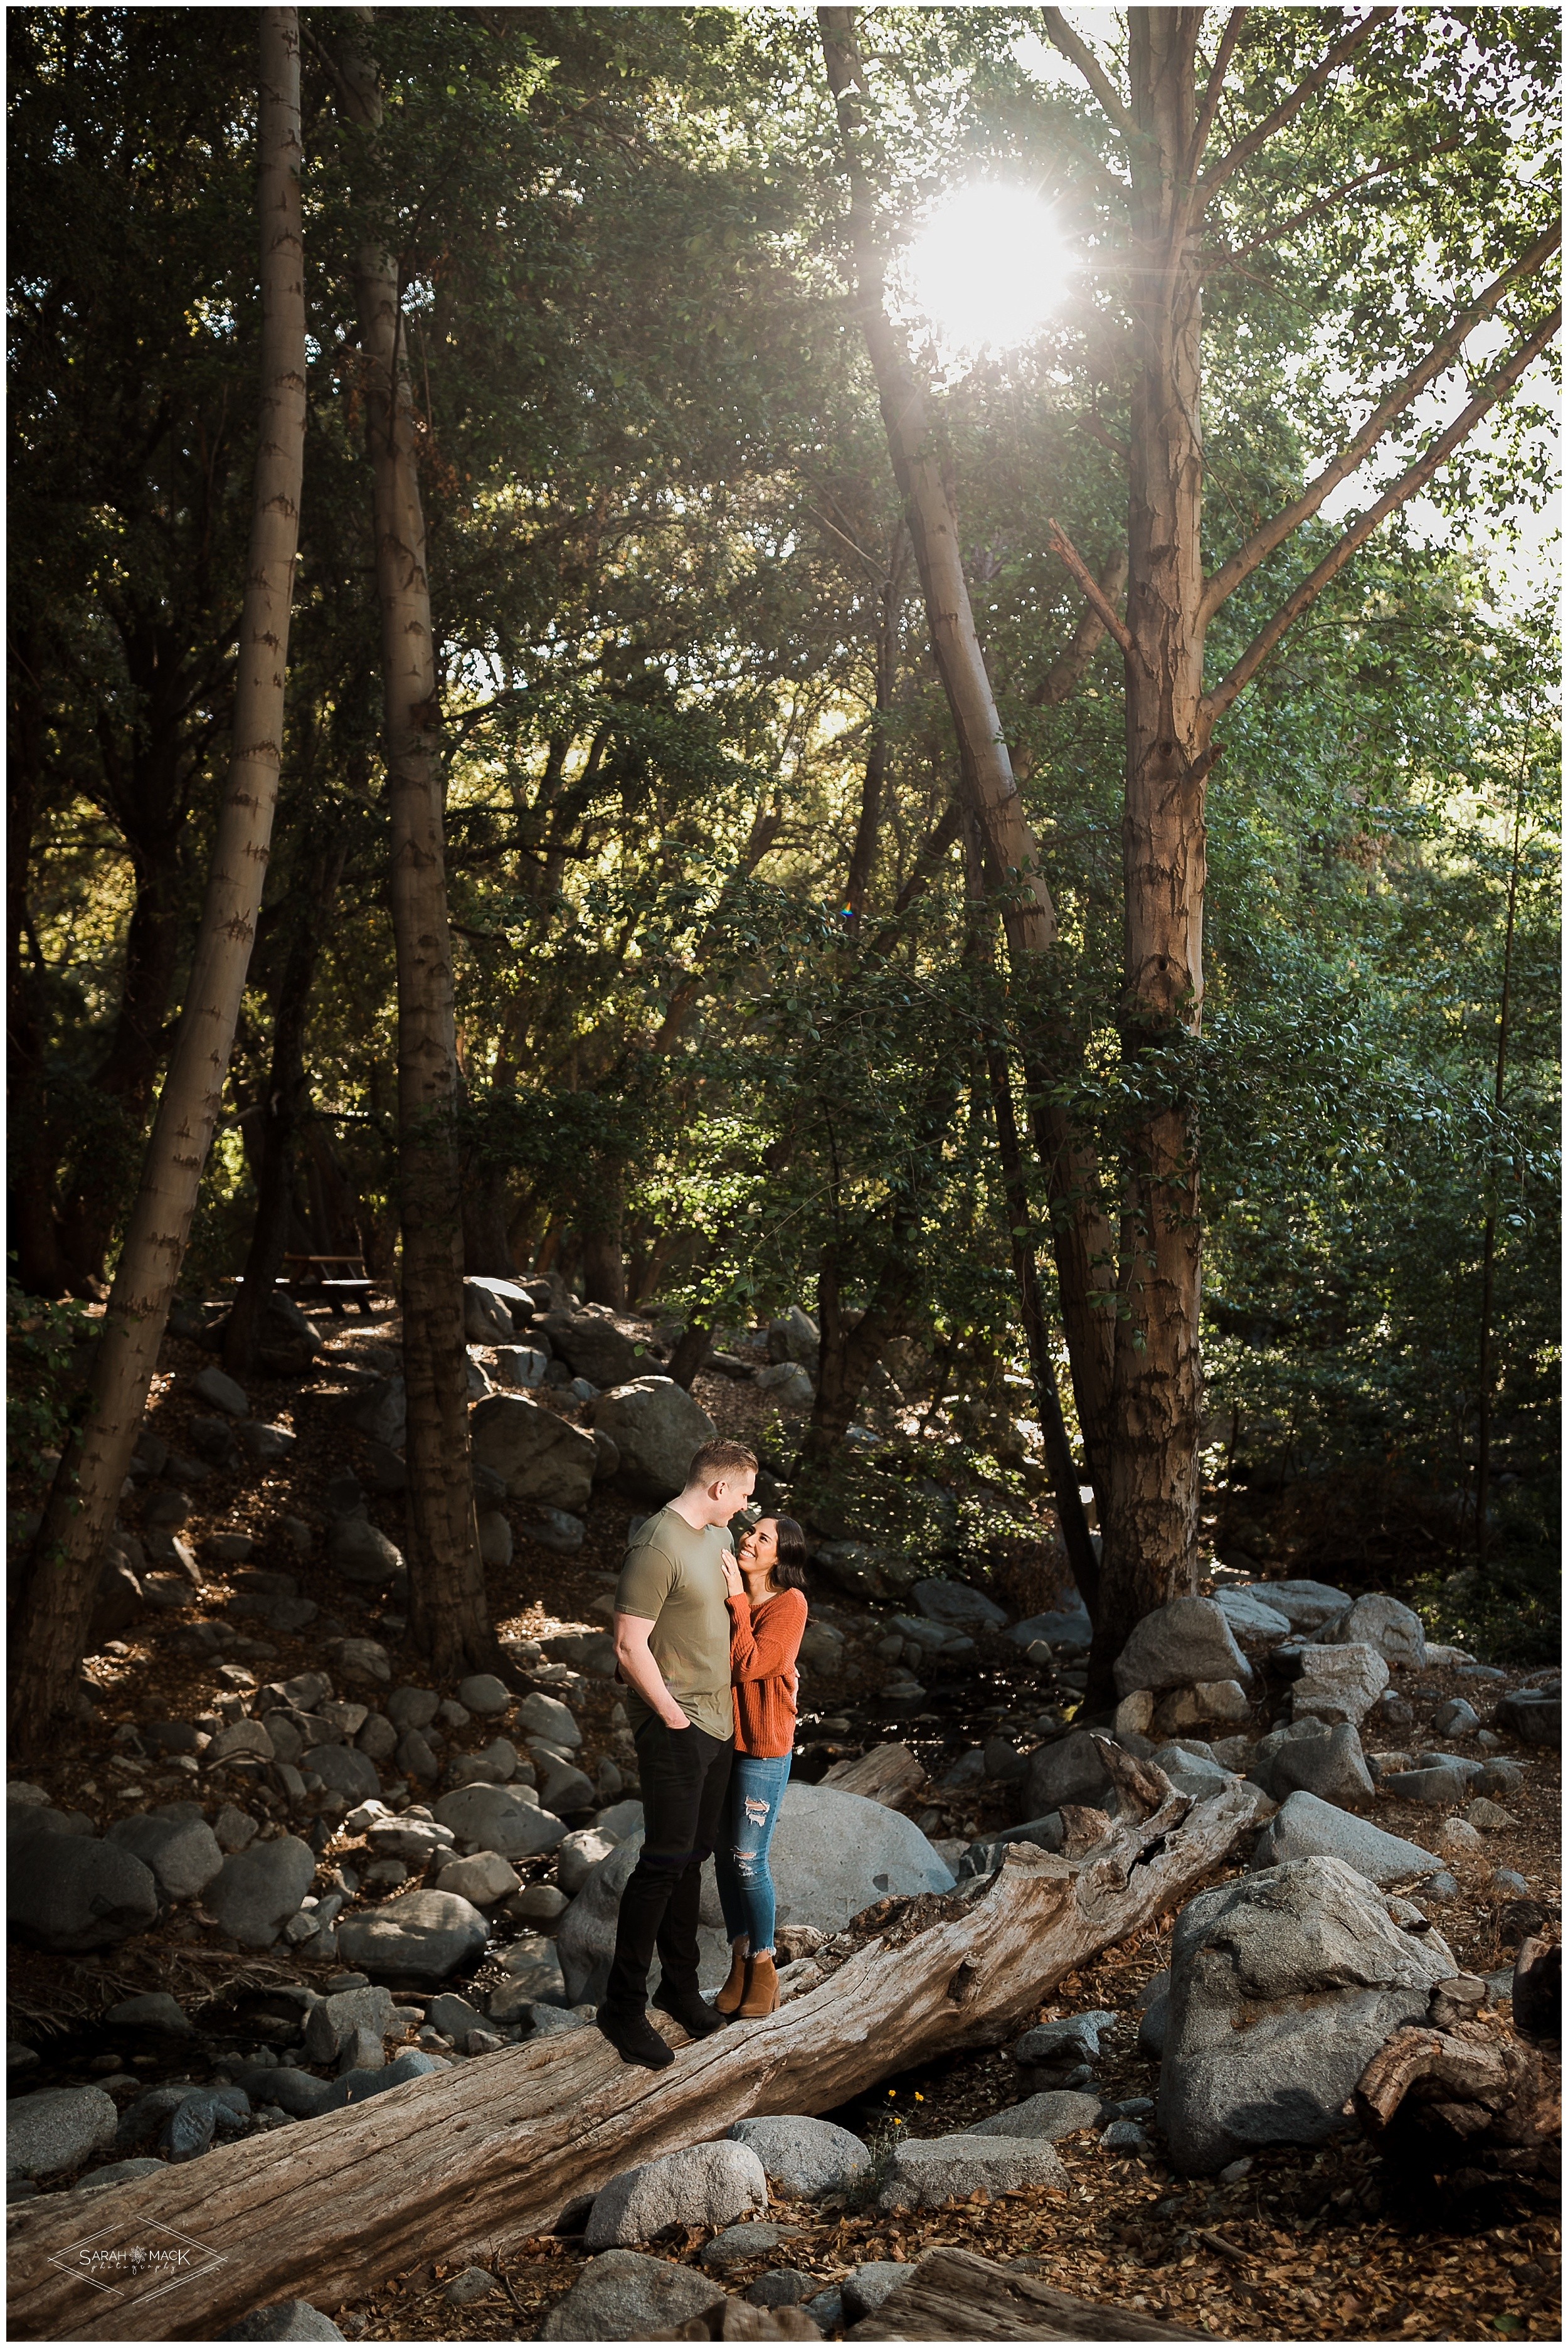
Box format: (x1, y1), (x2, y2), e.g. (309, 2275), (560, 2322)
(596, 2005), (675, 2069)
(651, 1986), (726, 2039)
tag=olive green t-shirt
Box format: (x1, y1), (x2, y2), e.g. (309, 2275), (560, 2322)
(615, 1504), (735, 1743)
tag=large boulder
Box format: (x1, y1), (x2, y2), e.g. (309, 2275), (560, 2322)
(206, 1836), (317, 1949)
(1291, 1643), (1389, 1726)
(1020, 1731), (1115, 1820)
(1010, 1595), (1094, 1650)
(584, 1379), (717, 1502)
(585, 2140), (768, 2250)
(538, 1305), (647, 1390)
(469, 1394), (597, 1514)
(911, 1580), (1008, 1631)
(967, 2090), (1103, 2141)
(1157, 1855), (1456, 2174)
(340, 1377), (406, 1450)
(1247, 1719), (1374, 1811)
(1211, 1586), (1293, 1648)
(1249, 1791), (1439, 1886)
(1234, 1578), (1350, 1631)
(328, 1517), (405, 1591)
(8, 1830), (159, 1951)
(105, 1806), (224, 1903)
(7, 2085), (118, 2181)
(876, 2135), (1067, 2209)
(1113, 1597), (1252, 1699)
(464, 1279), (517, 1346)
(1495, 1689), (1560, 1748)
(432, 1784), (569, 1860)
(1309, 1593), (1426, 1669)
(728, 2117), (871, 2199)
(559, 1784), (955, 2004)
(335, 1891), (489, 1980)
(539, 2251), (726, 2341)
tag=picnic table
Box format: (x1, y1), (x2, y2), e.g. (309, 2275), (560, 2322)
(282, 1252), (379, 1318)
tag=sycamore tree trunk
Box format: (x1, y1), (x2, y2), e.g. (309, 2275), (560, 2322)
(818, 6), (1110, 1571)
(224, 841), (344, 1379)
(338, 30), (492, 1674)
(1091, 9), (1211, 1682)
(9, 8), (307, 1746)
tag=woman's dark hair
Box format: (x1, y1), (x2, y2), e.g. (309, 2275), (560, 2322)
(770, 1515), (808, 1592)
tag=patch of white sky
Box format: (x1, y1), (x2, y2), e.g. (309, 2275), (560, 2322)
(1004, 13), (1559, 617)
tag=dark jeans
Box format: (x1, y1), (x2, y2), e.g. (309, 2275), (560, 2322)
(601, 1714), (733, 2017)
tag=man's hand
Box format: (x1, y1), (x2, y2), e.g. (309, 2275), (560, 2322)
(613, 1612), (689, 1731)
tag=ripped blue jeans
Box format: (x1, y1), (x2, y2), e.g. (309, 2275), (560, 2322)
(714, 1752), (792, 1955)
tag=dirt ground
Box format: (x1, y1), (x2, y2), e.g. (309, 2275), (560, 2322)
(6, 1297), (1561, 2341)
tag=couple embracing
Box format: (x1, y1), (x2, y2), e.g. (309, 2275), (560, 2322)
(599, 1438), (808, 2070)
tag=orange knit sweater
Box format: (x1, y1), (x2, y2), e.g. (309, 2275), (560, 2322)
(726, 1587), (808, 1758)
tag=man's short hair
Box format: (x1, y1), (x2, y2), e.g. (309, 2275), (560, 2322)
(686, 1438), (758, 1487)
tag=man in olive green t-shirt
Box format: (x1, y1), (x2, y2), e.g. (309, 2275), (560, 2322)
(598, 1437), (756, 2069)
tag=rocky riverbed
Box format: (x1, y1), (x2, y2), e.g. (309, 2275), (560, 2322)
(6, 1283), (1560, 2340)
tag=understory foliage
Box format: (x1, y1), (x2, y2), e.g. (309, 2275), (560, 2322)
(8, 7), (1560, 1647)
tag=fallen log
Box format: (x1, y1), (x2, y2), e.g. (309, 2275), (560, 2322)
(8, 1773), (1261, 2341)
(844, 2245), (1210, 2340)
(820, 1741), (926, 1810)
(1348, 1970), (1561, 2218)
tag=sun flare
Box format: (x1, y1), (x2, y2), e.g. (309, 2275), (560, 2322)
(903, 183), (1072, 356)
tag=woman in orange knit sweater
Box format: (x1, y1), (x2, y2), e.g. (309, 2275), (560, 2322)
(714, 1515), (808, 2021)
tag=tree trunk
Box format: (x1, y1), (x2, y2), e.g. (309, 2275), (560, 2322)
(9, 8), (307, 1748)
(341, 35), (492, 1676)
(844, 521), (906, 926)
(6, 628), (63, 1296)
(224, 843), (344, 1378)
(6, 1777), (1261, 2339)
(846, 2245), (1208, 2341)
(1089, 9), (1211, 1693)
(1475, 739), (1528, 1555)
(818, 6), (1113, 1561)
(803, 1249), (917, 1471)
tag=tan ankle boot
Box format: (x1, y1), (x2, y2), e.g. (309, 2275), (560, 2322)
(714, 1942), (750, 2016)
(736, 1952), (778, 2019)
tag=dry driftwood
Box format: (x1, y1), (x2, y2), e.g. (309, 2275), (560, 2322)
(844, 2245), (1210, 2340)
(8, 1771), (1261, 2342)
(820, 1741), (926, 1810)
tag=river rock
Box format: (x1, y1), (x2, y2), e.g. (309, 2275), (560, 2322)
(1291, 1643), (1389, 1727)
(911, 1579), (1008, 1630)
(432, 1784), (567, 1859)
(8, 1830), (159, 1951)
(1432, 1696), (1482, 1738)
(336, 1891), (489, 1980)
(219, 2303), (344, 2341)
(1152, 1680), (1249, 1736)
(469, 1393), (597, 1514)
(583, 1378), (717, 1501)
(1250, 1791), (1439, 1886)
(585, 2140), (768, 2249)
(206, 1836), (316, 1948)
(434, 1850), (521, 1905)
(105, 1991), (191, 2034)
(1380, 1763), (1472, 1806)
(517, 1691), (582, 1748)
(539, 1305), (646, 1390)
(7, 2085), (117, 2181)
(1236, 1578), (1351, 1630)
(1010, 1595), (1094, 1649)
(329, 1516), (405, 1590)
(877, 2134), (1067, 2209)
(1310, 1593), (1426, 1669)
(539, 2250), (726, 2340)
(1212, 1587), (1293, 1646)
(309, 1744), (382, 1802)
(1494, 1689), (1560, 1747)
(1114, 1598), (1252, 1699)
(728, 2117), (871, 2198)
(967, 2090), (1103, 2140)
(1020, 1731), (1115, 1818)
(340, 1376), (406, 1450)
(1158, 1854), (1457, 2173)
(559, 1785), (954, 2004)
(387, 1685), (440, 1733)
(1248, 1719), (1374, 1810)
(302, 1983), (398, 2064)
(464, 1279), (516, 1346)
(105, 1807), (224, 1902)
(236, 2066), (334, 2118)
(193, 1365), (249, 1418)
